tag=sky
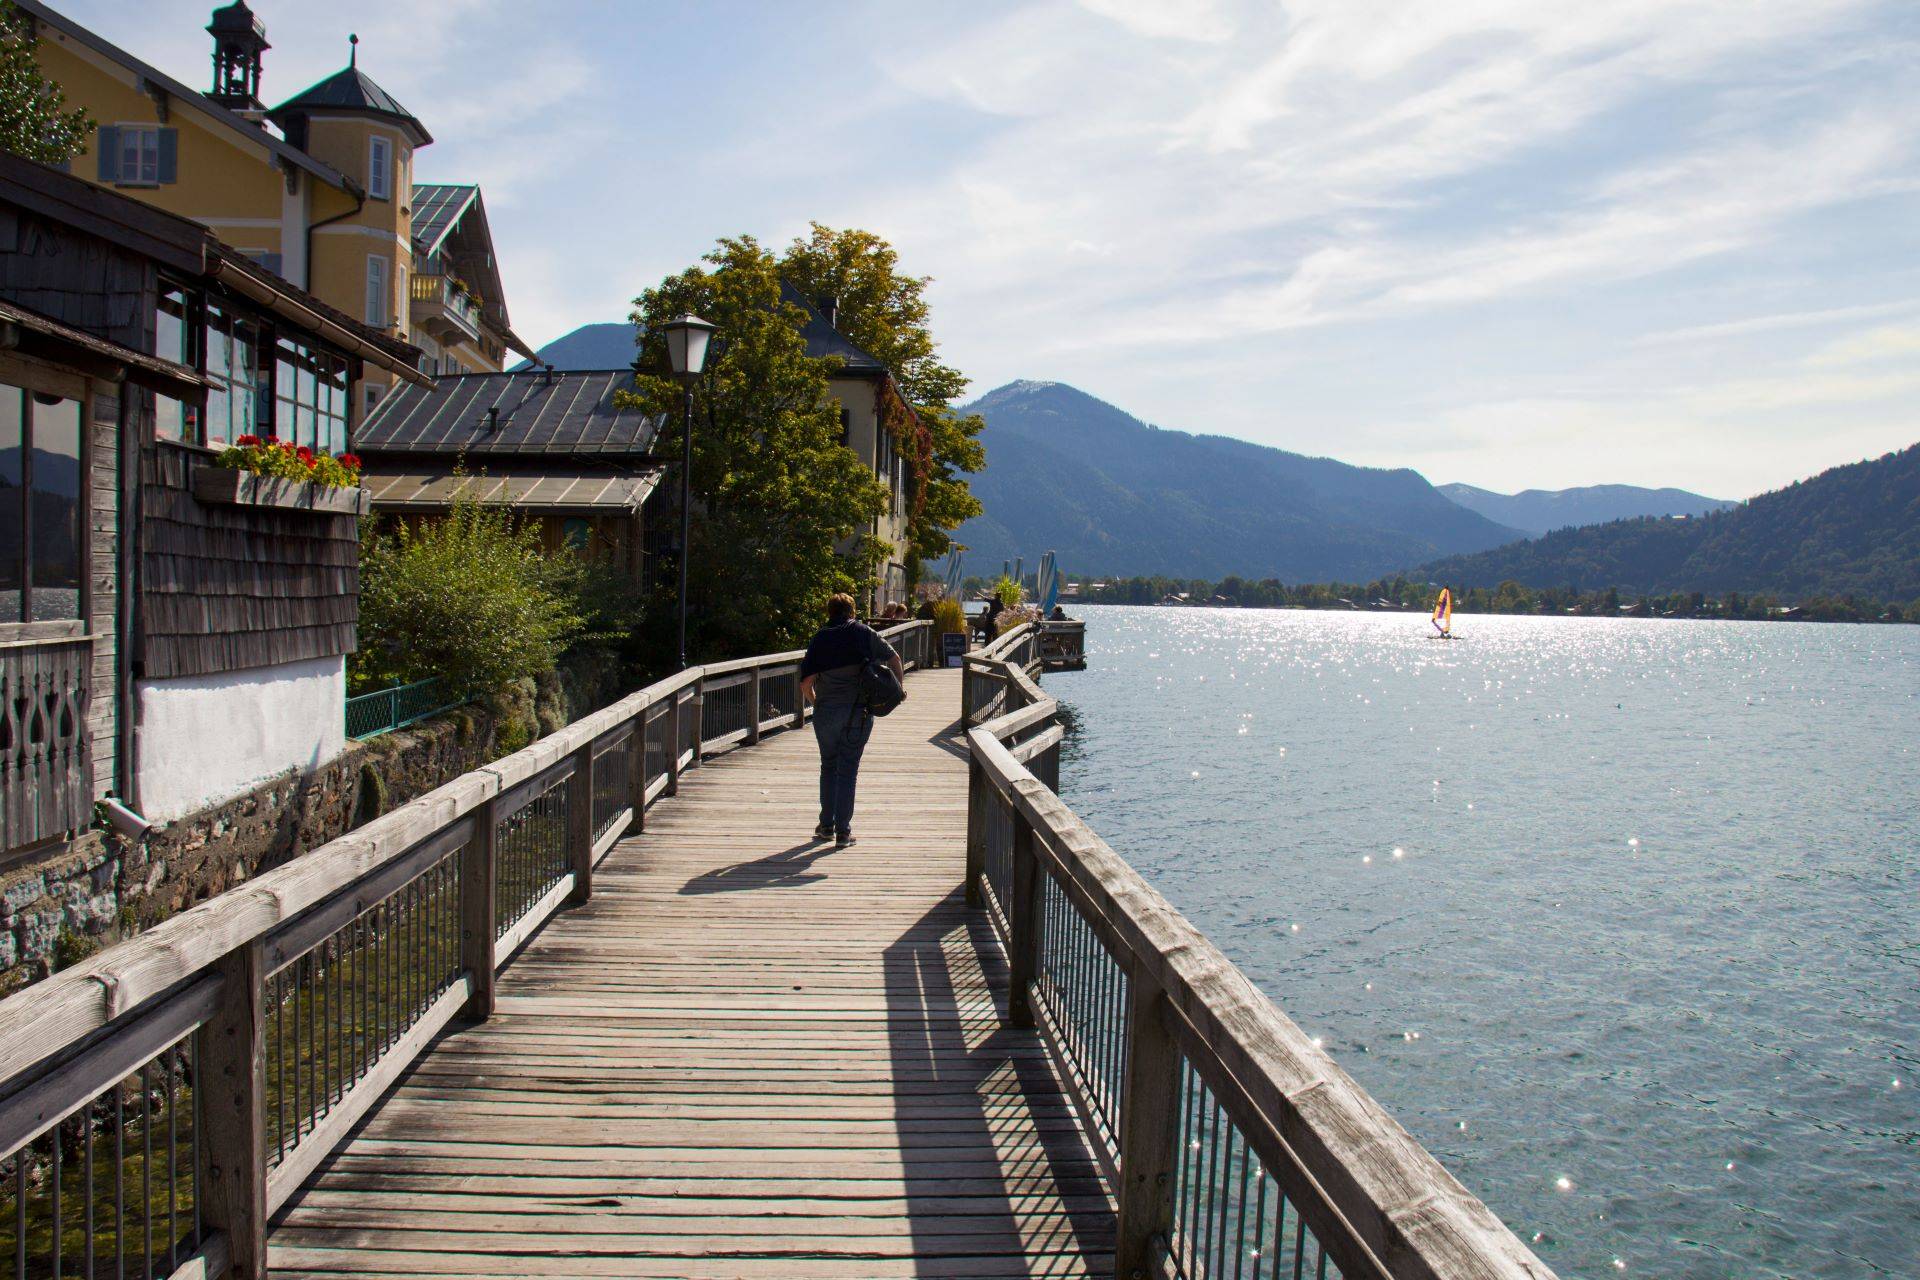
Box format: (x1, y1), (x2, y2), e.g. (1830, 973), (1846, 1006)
(65, 0), (1920, 498)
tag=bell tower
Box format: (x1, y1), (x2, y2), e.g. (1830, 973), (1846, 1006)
(207, 1), (270, 113)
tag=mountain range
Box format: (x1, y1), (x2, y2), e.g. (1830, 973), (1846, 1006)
(950, 381), (1522, 581)
(1422, 444), (1920, 601)
(1436, 482), (1732, 537)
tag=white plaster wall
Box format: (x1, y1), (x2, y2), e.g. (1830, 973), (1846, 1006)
(135, 655), (347, 823)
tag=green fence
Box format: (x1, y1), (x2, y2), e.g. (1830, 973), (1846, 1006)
(344, 678), (465, 740)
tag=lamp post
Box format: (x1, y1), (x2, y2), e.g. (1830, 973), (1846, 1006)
(658, 313), (717, 671)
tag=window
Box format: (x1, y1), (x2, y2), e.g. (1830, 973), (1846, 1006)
(396, 262), (407, 333)
(95, 125), (176, 185)
(364, 383), (385, 418)
(202, 303), (263, 448)
(153, 285), (198, 441)
(273, 338), (349, 455)
(365, 254), (388, 327)
(0, 386), (83, 623)
(367, 134), (391, 200)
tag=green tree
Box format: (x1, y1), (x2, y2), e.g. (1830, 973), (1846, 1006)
(621, 235), (889, 660)
(356, 491), (584, 697)
(0, 1), (92, 165)
(779, 224), (984, 572)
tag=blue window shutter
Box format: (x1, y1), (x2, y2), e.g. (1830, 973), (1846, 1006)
(157, 129), (178, 184)
(96, 127), (119, 182)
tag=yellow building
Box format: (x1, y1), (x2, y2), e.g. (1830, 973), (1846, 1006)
(18, 0), (534, 426)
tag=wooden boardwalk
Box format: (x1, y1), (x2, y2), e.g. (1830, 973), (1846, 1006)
(270, 668), (1116, 1278)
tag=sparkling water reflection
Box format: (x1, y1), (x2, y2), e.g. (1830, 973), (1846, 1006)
(1056, 605), (1918, 1280)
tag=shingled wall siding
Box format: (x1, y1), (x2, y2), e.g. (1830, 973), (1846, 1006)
(138, 441), (359, 680)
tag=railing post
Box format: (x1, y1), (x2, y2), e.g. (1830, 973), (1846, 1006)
(460, 798), (499, 1019)
(688, 681), (705, 768)
(1007, 807), (1042, 1028)
(960, 659), (975, 724)
(746, 665), (763, 746)
(666, 698), (682, 797)
(629, 711), (648, 832)
(964, 755), (985, 907)
(567, 741), (595, 905)
(1115, 973), (1182, 1280)
(198, 939), (267, 1279)
(792, 667), (805, 730)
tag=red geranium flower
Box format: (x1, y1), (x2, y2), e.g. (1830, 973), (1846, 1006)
(296, 445), (314, 463)
(235, 434), (260, 447)
(338, 453), (362, 471)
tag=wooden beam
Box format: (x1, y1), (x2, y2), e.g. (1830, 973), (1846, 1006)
(197, 942), (267, 1279)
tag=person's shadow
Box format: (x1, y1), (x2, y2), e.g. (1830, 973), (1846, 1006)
(678, 839), (835, 894)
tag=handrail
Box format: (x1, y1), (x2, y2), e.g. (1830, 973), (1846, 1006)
(963, 649), (1557, 1280)
(0, 622), (933, 1278)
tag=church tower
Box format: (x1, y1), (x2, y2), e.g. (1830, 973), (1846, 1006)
(206, 1), (269, 113)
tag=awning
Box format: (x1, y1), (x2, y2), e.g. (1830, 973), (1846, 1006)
(0, 298), (205, 400)
(361, 468), (659, 513)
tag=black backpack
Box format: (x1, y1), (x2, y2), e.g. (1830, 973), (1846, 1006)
(859, 635), (905, 716)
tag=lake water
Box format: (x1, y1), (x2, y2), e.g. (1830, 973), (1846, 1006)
(1054, 605), (1918, 1280)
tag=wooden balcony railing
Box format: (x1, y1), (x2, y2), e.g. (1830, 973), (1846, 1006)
(0, 621), (933, 1279)
(964, 628), (1558, 1280)
(0, 636), (93, 857)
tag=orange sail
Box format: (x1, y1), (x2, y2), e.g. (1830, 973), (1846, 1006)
(1431, 588), (1453, 637)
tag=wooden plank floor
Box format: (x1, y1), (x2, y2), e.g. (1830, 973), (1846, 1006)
(272, 668), (1115, 1278)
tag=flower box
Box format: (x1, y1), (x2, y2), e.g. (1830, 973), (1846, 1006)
(192, 466), (371, 516)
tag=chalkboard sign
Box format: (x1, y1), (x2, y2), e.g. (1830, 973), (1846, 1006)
(942, 632), (968, 668)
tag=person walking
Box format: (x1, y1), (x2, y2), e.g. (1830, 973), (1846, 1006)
(799, 593), (906, 848)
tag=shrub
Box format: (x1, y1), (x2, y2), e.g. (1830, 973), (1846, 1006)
(355, 490), (583, 697)
(991, 575), (1023, 609)
(930, 597), (966, 635)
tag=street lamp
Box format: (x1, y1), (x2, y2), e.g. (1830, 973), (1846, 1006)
(658, 313), (717, 671)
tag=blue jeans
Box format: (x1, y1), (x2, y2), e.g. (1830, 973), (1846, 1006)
(812, 700), (874, 837)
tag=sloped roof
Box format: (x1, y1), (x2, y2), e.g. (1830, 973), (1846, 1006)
(355, 370), (659, 456)
(271, 65), (431, 146)
(410, 183), (477, 256)
(780, 282), (886, 378)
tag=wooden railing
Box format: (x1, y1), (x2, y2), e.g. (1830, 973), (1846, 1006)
(0, 621), (931, 1280)
(0, 635), (93, 857)
(964, 643), (1558, 1280)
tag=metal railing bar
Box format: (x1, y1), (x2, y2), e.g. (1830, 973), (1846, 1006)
(263, 975), (472, 1214)
(262, 819), (474, 976)
(0, 974), (219, 1163)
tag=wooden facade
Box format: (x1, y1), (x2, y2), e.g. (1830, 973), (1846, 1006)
(0, 151), (419, 857)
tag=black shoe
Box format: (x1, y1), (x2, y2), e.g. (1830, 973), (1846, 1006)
(835, 833), (857, 850)
(813, 822), (832, 842)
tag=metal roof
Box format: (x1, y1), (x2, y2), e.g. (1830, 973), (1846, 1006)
(354, 370), (659, 455)
(780, 282), (886, 377)
(270, 66), (432, 146)
(362, 469), (659, 513)
(411, 183), (477, 256)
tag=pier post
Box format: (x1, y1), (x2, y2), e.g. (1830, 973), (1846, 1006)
(1115, 973), (1180, 1279)
(460, 798), (499, 1019)
(198, 939), (268, 1278)
(1007, 809), (1042, 1028)
(964, 758), (985, 907)
(746, 666), (763, 746)
(567, 742), (595, 904)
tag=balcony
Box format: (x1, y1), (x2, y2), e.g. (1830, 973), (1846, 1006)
(0, 635), (93, 855)
(409, 273), (483, 348)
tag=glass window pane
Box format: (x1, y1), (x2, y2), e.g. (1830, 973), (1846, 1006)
(274, 394), (295, 442)
(0, 388), (22, 621)
(28, 394), (81, 621)
(204, 383), (231, 448)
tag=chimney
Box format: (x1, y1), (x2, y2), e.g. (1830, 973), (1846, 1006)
(486, 406), (500, 433)
(816, 296), (838, 329)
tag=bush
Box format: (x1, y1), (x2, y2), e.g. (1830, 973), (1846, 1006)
(991, 575), (1023, 609)
(355, 492), (583, 698)
(930, 597), (966, 634)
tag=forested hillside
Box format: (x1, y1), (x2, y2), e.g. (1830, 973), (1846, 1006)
(1422, 444), (1920, 601)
